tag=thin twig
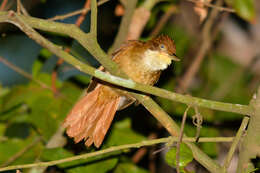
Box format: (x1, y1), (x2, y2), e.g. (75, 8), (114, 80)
(0, 136), (234, 172)
(223, 117), (249, 171)
(0, 137), (42, 167)
(132, 133), (157, 163)
(186, 0), (234, 13)
(16, 0), (21, 14)
(176, 106), (190, 173)
(48, 0), (109, 21)
(149, 5), (177, 37)
(19, 0), (29, 16)
(0, 56), (50, 89)
(75, 0), (90, 26)
(0, 0), (8, 11)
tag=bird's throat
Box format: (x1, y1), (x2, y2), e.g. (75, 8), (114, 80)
(142, 49), (172, 71)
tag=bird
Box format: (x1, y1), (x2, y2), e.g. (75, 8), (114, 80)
(63, 35), (179, 148)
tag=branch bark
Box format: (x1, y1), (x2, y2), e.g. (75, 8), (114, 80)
(237, 87), (260, 173)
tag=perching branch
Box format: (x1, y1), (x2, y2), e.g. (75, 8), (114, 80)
(0, 12), (252, 115)
(0, 136), (234, 172)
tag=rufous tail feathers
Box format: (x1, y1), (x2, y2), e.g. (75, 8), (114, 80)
(63, 85), (120, 147)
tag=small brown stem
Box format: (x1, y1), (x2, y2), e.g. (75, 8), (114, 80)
(48, 0), (109, 21)
(51, 0), (91, 94)
(176, 106), (190, 173)
(132, 133), (157, 163)
(0, 0), (8, 11)
(75, 0), (91, 26)
(16, 0), (21, 14)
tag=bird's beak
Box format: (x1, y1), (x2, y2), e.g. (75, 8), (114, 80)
(171, 54), (180, 61)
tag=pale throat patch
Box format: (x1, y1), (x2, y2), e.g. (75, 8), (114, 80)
(143, 49), (172, 71)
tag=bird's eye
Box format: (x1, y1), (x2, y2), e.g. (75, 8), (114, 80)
(160, 44), (166, 50)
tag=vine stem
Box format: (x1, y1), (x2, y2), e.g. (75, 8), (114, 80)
(0, 136), (234, 172)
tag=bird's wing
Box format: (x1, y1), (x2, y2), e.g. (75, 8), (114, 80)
(86, 40), (144, 109)
(111, 40), (143, 58)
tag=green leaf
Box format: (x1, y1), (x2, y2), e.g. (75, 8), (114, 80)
(105, 118), (145, 146)
(165, 143), (193, 168)
(39, 48), (52, 59)
(0, 123), (6, 136)
(41, 147), (118, 173)
(74, 75), (91, 85)
(234, 0), (255, 22)
(114, 163), (149, 173)
(29, 97), (59, 140)
(41, 147), (75, 167)
(0, 137), (43, 165)
(67, 158), (118, 173)
(4, 123), (31, 139)
(32, 59), (44, 77)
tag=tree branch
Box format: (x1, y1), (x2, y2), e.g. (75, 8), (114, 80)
(222, 117), (249, 172)
(237, 87), (260, 173)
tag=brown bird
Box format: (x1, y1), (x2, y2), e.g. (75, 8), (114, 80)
(63, 35), (179, 147)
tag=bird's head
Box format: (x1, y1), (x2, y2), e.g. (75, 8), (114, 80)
(142, 35), (179, 71)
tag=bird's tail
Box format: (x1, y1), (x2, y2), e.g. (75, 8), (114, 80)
(63, 85), (120, 147)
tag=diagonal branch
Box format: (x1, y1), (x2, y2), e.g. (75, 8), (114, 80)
(222, 117), (249, 172)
